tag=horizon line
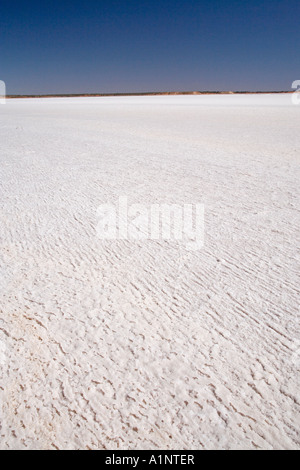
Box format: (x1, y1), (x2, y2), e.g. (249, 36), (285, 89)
(5, 90), (293, 99)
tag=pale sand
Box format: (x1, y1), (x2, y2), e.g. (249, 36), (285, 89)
(0, 94), (299, 449)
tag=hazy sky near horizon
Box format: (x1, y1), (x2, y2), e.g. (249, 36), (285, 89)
(0, 0), (299, 94)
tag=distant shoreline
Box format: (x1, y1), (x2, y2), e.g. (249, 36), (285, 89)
(6, 91), (293, 99)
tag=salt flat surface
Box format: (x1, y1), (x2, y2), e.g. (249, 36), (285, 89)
(0, 94), (299, 449)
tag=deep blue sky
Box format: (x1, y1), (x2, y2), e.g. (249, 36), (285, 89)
(0, 0), (299, 94)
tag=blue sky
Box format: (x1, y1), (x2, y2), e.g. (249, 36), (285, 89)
(0, 0), (299, 94)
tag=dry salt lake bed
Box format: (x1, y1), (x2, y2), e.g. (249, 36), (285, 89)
(0, 94), (299, 449)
